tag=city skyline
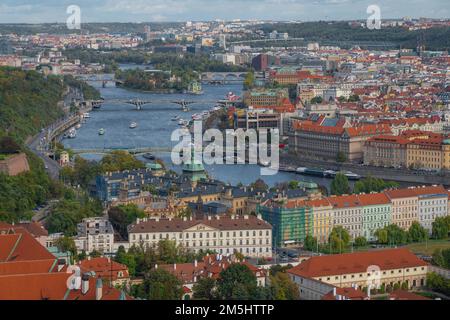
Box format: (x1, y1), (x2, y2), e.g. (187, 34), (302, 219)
(0, 0), (449, 24)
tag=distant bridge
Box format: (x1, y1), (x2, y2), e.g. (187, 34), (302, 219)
(200, 72), (247, 83)
(72, 147), (174, 155)
(91, 98), (234, 110)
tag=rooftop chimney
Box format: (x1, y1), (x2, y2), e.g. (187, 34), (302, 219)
(174, 263), (176, 270)
(95, 278), (103, 301)
(81, 274), (90, 295)
(332, 287), (337, 296)
(194, 260), (198, 267)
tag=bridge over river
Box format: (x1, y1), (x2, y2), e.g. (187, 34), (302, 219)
(72, 146), (174, 155)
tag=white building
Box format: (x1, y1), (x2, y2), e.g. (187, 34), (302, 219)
(75, 217), (115, 253)
(128, 215), (272, 258)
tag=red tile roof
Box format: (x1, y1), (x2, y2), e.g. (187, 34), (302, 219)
(77, 257), (129, 281)
(0, 272), (131, 300)
(389, 290), (431, 300)
(287, 248), (427, 278)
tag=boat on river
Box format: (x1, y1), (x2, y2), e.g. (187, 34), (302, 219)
(129, 122), (138, 129)
(98, 128), (105, 135)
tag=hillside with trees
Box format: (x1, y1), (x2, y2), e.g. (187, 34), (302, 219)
(254, 22), (450, 51)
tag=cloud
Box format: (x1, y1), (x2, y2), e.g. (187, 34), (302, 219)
(0, 0), (447, 23)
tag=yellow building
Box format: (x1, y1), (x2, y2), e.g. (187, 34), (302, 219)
(305, 198), (333, 244)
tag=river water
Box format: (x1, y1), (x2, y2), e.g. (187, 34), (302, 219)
(62, 64), (344, 190)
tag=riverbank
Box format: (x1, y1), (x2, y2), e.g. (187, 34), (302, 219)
(281, 152), (450, 187)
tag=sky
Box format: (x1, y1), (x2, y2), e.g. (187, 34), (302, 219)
(0, 0), (449, 23)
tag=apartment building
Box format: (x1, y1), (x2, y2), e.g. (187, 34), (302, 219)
(327, 195), (363, 239)
(290, 118), (392, 162)
(258, 199), (313, 247)
(358, 193), (392, 241)
(415, 186), (449, 232)
(128, 215), (272, 258)
(287, 249), (428, 300)
(305, 198), (333, 244)
(75, 217), (115, 254)
(385, 189), (419, 230)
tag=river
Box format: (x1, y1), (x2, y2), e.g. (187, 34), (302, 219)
(62, 64), (349, 190)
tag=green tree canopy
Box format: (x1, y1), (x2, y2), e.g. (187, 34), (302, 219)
(408, 221), (428, 243)
(328, 226), (351, 253)
(134, 268), (183, 300)
(216, 264), (258, 300)
(193, 277), (217, 300)
(330, 173), (350, 196)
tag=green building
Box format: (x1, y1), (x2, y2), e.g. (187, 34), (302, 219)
(257, 201), (312, 247)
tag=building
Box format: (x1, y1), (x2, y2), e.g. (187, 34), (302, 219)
(14, 221), (49, 247)
(290, 118), (392, 162)
(243, 88), (289, 108)
(363, 135), (409, 167)
(385, 188), (419, 230)
(251, 54), (269, 71)
(234, 109), (281, 132)
(327, 195), (363, 239)
(305, 198), (333, 244)
(364, 131), (450, 171)
(77, 257), (130, 287)
(159, 253), (267, 297)
(258, 199), (312, 247)
(75, 217), (115, 254)
(358, 193), (392, 241)
(128, 215), (272, 258)
(287, 248), (428, 300)
(0, 224), (130, 300)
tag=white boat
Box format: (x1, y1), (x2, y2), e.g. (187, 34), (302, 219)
(75, 124), (81, 129)
(68, 128), (77, 139)
(83, 112), (90, 118)
(323, 170), (336, 177)
(296, 167), (307, 173)
(129, 122), (138, 129)
(171, 116), (180, 121)
(343, 171), (361, 180)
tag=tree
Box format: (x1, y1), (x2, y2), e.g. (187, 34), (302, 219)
(136, 268), (183, 300)
(216, 264), (258, 300)
(426, 272), (450, 296)
(268, 272), (299, 300)
(375, 228), (388, 244)
(100, 150), (145, 173)
(432, 248), (450, 269)
(330, 173), (350, 196)
(354, 236), (368, 247)
(353, 176), (399, 194)
(250, 179), (269, 192)
(108, 204), (146, 240)
(432, 217), (449, 239)
(193, 277), (217, 300)
(0, 136), (21, 154)
(310, 96), (323, 104)
(303, 235), (318, 251)
(243, 71), (255, 90)
(408, 221), (428, 243)
(328, 226), (351, 253)
(54, 236), (77, 257)
(375, 224), (408, 245)
(336, 151), (347, 163)
(288, 180), (299, 190)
